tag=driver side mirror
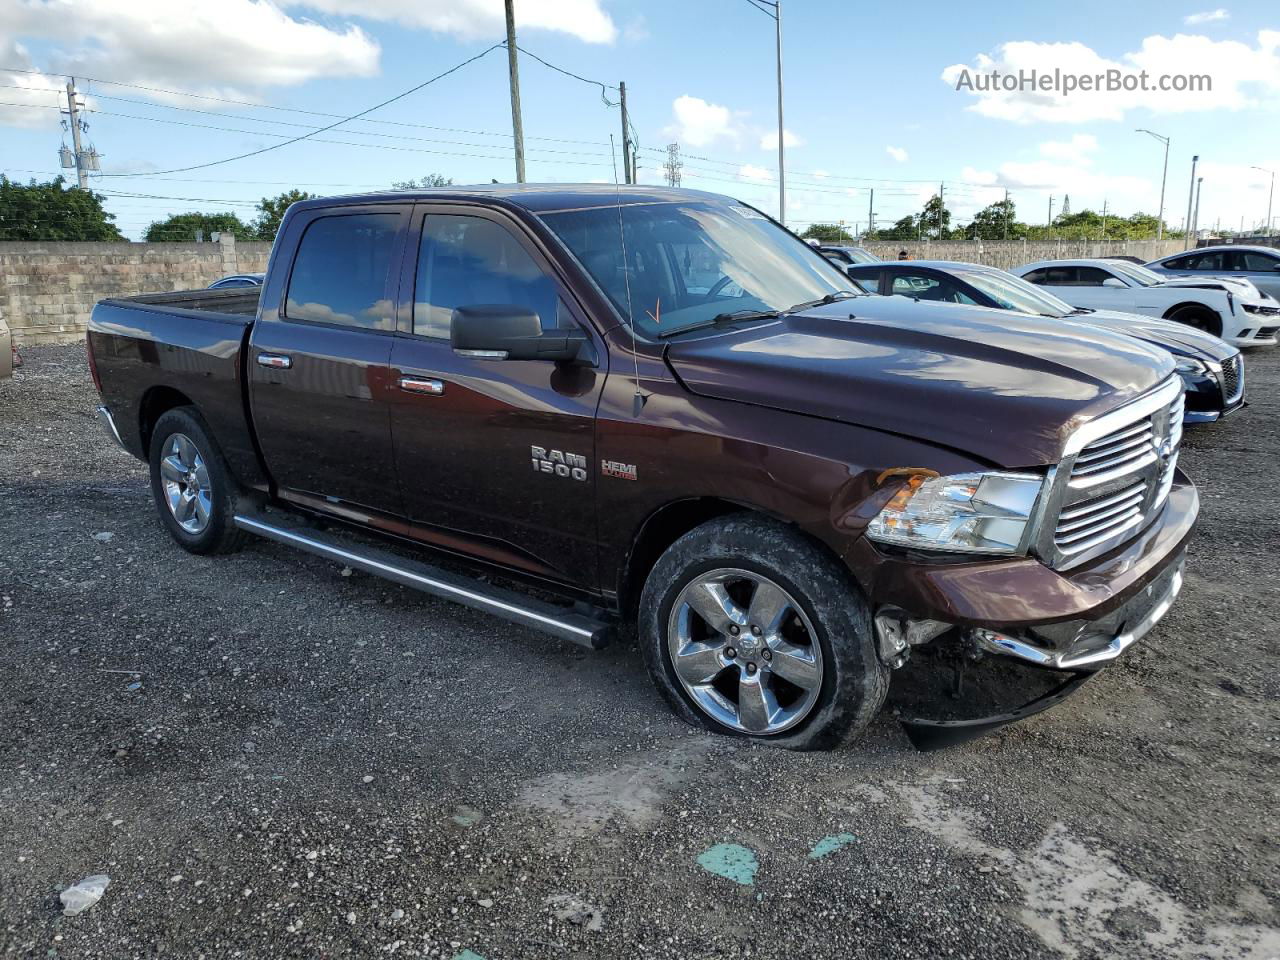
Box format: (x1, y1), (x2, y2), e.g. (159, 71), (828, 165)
(1101, 277), (1126, 288)
(451, 304), (590, 364)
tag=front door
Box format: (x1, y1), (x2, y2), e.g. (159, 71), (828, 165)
(249, 205), (408, 517)
(387, 205), (607, 588)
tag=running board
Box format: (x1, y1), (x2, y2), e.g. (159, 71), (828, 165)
(233, 514), (612, 650)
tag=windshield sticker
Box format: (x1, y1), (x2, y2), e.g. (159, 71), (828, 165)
(733, 206), (767, 220)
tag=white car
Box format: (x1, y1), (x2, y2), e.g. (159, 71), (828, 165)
(1013, 258), (1278, 348)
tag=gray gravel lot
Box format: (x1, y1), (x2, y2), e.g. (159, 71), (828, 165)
(1, 343), (1277, 959)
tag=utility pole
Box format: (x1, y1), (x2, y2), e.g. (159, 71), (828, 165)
(1101, 198), (1109, 240)
(1048, 195), (1055, 237)
(1191, 177), (1203, 240)
(938, 182), (945, 239)
(1003, 189), (1010, 240)
(774, 2), (785, 225)
(867, 188), (874, 237)
(504, 0), (526, 183)
(1184, 155), (1199, 246)
(619, 81), (632, 185)
(1252, 166), (1274, 239)
(1136, 129), (1169, 240)
(58, 79), (101, 189)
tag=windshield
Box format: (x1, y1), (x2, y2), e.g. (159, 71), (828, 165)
(539, 200), (856, 338)
(960, 269), (1076, 318)
(1106, 261), (1163, 286)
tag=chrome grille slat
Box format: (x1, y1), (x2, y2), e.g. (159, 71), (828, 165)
(1041, 378), (1183, 570)
(1055, 492), (1146, 534)
(1073, 432), (1155, 466)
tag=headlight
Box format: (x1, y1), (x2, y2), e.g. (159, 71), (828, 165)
(867, 472), (1044, 556)
(1173, 357), (1207, 375)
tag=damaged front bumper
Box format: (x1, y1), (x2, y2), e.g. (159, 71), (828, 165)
(859, 474), (1198, 750)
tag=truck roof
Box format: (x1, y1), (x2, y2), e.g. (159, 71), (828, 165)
(290, 184), (731, 216)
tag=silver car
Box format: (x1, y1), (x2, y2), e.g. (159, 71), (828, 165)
(1146, 245), (1280, 300)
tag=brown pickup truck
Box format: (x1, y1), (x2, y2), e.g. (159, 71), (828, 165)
(87, 185), (1197, 750)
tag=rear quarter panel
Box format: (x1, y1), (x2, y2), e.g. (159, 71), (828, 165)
(88, 301), (267, 489)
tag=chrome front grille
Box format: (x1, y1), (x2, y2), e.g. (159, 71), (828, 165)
(1039, 378), (1184, 570)
(1219, 355), (1241, 402)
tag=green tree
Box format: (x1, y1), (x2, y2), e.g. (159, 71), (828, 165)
(255, 189), (314, 241)
(869, 214), (920, 242)
(964, 198), (1026, 240)
(392, 173), (453, 189)
(144, 212), (255, 242)
(920, 194), (952, 239)
(0, 175), (124, 241)
(800, 223), (854, 243)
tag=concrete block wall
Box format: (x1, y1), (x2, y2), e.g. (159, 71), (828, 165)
(1, 236), (273, 344)
(860, 238), (1187, 269)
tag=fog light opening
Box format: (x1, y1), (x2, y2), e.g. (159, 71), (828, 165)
(874, 606), (952, 669)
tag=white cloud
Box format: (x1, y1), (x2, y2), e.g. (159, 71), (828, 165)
(0, 0), (379, 127)
(738, 164), (774, 184)
(1185, 8), (1229, 25)
(1038, 133), (1098, 165)
(290, 0), (617, 44)
(664, 95), (741, 147)
(759, 128), (803, 149)
(942, 30), (1280, 123)
(886, 145), (909, 163)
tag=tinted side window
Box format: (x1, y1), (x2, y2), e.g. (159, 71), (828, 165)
(1022, 269), (1047, 284)
(848, 267), (881, 292)
(285, 214), (400, 330)
(414, 215), (561, 339)
(1161, 255), (1193, 270)
(890, 272), (977, 304)
(1187, 251), (1224, 271)
(1237, 250), (1280, 270)
(1074, 267), (1113, 286)
(1038, 267), (1077, 284)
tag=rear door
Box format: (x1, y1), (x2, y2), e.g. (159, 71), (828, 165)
(248, 204), (408, 517)
(1226, 249), (1280, 298)
(386, 204), (607, 588)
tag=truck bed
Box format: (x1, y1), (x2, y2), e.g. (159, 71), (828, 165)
(103, 286), (261, 319)
(88, 289), (267, 491)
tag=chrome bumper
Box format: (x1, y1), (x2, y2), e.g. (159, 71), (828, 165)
(970, 560), (1184, 671)
(95, 404), (126, 450)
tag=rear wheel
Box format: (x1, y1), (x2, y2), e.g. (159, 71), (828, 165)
(638, 515), (887, 750)
(1167, 305), (1222, 338)
(148, 407), (249, 555)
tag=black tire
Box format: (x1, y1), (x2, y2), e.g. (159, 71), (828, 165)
(1167, 305), (1222, 338)
(638, 515), (888, 751)
(148, 407), (250, 555)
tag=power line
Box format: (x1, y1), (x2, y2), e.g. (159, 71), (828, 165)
(86, 43), (505, 177)
(511, 43), (619, 105)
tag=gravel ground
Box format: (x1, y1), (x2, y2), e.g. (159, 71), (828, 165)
(1, 343), (1277, 960)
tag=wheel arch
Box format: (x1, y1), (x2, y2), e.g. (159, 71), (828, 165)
(138, 385), (196, 454)
(618, 497), (852, 618)
(1162, 301), (1223, 337)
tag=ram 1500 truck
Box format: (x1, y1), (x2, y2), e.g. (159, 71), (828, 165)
(88, 186), (1198, 750)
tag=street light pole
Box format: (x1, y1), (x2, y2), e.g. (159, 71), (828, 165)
(1252, 166), (1274, 236)
(1184, 154), (1198, 247)
(1191, 177), (1204, 240)
(1136, 129), (1169, 241)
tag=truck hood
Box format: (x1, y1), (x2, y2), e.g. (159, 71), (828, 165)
(664, 297), (1174, 468)
(1065, 308), (1236, 362)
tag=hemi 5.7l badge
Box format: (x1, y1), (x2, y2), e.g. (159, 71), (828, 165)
(602, 459), (638, 481)
(531, 445), (588, 481)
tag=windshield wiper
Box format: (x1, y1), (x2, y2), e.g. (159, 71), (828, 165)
(656, 308), (779, 339)
(1068, 307), (1095, 315)
(784, 290), (861, 313)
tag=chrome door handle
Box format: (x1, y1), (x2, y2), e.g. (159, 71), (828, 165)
(257, 353), (293, 369)
(398, 376), (444, 396)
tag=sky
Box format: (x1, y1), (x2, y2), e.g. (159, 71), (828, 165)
(1, 0), (1278, 241)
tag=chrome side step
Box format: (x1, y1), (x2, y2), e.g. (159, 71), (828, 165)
(233, 514), (612, 650)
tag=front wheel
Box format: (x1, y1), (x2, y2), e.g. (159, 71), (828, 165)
(638, 515), (887, 751)
(1166, 305), (1223, 338)
(148, 407), (249, 555)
